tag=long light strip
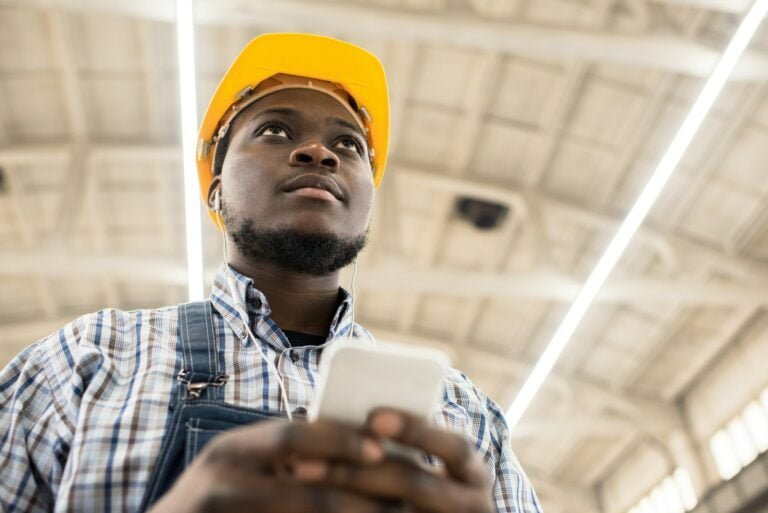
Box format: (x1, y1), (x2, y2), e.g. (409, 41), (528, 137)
(506, 0), (768, 429)
(176, 0), (204, 301)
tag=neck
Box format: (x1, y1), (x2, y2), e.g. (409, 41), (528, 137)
(226, 251), (344, 337)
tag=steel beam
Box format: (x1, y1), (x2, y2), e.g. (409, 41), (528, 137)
(4, 0), (768, 78)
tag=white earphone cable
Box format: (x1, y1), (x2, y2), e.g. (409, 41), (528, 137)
(347, 259), (358, 343)
(215, 198), (294, 421)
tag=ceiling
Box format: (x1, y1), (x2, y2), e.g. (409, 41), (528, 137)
(1, 0), (768, 512)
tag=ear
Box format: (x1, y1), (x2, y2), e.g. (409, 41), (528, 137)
(206, 176), (222, 211)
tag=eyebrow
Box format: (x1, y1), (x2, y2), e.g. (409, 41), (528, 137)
(253, 106), (366, 140)
(252, 106), (299, 119)
(330, 117), (365, 139)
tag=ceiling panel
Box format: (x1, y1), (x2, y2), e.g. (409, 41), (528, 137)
(438, 218), (509, 269)
(1, 4), (768, 513)
(524, 0), (603, 28)
(0, 275), (45, 323)
(489, 58), (568, 128)
(719, 125), (768, 194)
(471, 299), (549, 356)
(568, 77), (649, 149)
(543, 138), (615, 206)
(678, 178), (762, 246)
(398, 104), (459, 168)
(413, 294), (473, 340)
(12, 163), (69, 238)
(471, 121), (546, 185)
(1, 77), (68, 140)
(0, 9), (52, 71)
(77, 13), (142, 72)
(85, 77), (147, 140)
(411, 46), (479, 109)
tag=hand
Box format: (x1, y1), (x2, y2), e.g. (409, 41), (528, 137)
(303, 409), (495, 513)
(148, 419), (396, 513)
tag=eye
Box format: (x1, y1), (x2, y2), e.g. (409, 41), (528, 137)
(335, 136), (363, 155)
(256, 123), (290, 138)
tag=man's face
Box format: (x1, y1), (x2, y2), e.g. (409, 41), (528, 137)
(217, 88), (375, 242)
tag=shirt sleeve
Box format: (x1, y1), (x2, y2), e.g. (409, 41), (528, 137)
(0, 320), (83, 513)
(440, 370), (544, 513)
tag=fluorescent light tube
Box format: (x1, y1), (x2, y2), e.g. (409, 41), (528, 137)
(506, 0), (768, 429)
(176, 0), (204, 301)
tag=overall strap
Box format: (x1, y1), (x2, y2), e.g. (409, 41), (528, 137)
(176, 300), (228, 400)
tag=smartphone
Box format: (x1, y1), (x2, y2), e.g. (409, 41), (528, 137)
(309, 340), (451, 426)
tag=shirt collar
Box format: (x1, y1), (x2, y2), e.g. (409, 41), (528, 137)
(209, 263), (357, 346)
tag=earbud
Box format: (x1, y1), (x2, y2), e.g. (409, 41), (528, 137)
(213, 189), (221, 213)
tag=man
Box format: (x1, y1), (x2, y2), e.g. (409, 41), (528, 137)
(0, 34), (542, 513)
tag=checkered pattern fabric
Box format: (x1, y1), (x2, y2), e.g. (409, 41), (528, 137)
(0, 264), (542, 512)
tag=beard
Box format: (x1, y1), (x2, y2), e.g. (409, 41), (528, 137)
(222, 203), (368, 276)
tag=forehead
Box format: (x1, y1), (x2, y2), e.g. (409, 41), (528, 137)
(232, 88), (362, 132)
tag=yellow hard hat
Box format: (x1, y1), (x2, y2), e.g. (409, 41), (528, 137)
(196, 33), (390, 225)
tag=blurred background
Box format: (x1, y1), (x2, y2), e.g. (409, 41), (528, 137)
(1, 0), (768, 512)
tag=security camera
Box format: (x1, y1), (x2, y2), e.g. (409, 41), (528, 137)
(454, 197), (509, 230)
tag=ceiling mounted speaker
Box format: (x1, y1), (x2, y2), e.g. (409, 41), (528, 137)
(454, 197), (509, 231)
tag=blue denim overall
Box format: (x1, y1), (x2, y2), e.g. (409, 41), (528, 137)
(140, 301), (284, 510)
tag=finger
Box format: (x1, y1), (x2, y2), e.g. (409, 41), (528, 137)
(200, 480), (409, 513)
(204, 419), (383, 470)
(321, 459), (486, 513)
(367, 409), (489, 486)
(293, 459), (329, 481)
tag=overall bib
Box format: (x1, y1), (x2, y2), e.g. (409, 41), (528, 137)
(140, 301), (285, 510)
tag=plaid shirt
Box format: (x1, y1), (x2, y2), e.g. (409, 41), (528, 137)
(0, 264), (542, 513)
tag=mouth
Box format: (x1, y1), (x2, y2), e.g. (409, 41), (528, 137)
(282, 173), (344, 202)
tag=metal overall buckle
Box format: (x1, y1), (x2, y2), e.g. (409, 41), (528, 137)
(177, 370), (229, 399)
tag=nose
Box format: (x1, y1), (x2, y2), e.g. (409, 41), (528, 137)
(289, 142), (339, 170)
